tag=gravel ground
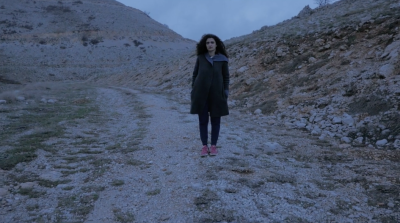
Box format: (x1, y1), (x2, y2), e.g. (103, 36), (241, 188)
(86, 87), (400, 222)
(1, 85), (399, 222)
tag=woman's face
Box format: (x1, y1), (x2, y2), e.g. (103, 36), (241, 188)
(206, 38), (217, 53)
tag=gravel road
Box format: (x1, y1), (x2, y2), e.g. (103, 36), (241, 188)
(87, 87), (400, 223)
(1, 85), (399, 223)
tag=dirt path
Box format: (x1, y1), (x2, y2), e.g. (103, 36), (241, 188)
(86, 87), (202, 222)
(86, 87), (400, 222)
(1, 85), (399, 223)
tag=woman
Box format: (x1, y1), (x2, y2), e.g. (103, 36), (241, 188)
(190, 34), (230, 157)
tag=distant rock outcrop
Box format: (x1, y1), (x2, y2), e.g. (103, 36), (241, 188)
(297, 5), (313, 18)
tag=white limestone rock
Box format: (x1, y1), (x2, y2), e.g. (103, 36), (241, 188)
(381, 41), (400, 61)
(295, 121), (307, 128)
(378, 64), (395, 78)
(326, 131), (336, 137)
(355, 137), (364, 144)
(341, 137), (352, 143)
(339, 144), (351, 149)
(306, 124), (313, 131)
(342, 113), (354, 126)
(394, 139), (400, 149)
(284, 122), (294, 128)
(276, 47), (286, 57)
(315, 38), (325, 46)
(47, 99), (57, 104)
(40, 171), (62, 181)
(308, 115), (315, 123)
(16, 96), (25, 101)
(332, 117), (342, 124)
(264, 142), (282, 150)
(366, 50), (375, 59)
(20, 182), (36, 189)
(308, 57), (317, 63)
(254, 109), (262, 115)
(339, 45), (348, 51)
(237, 66), (248, 73)
(311, 127), (322, 136)
(314, 116), (323, 123)
(0, 187), (9, 197)
(245, 78), (256, 86)
(376, 139), (388, 146)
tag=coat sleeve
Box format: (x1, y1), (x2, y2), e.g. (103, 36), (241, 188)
(191, 57), (199, 88)
(222, 61), (230, 90)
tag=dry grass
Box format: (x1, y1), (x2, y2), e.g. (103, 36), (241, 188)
(0, 82), (84, 103)
(110, 179), (125, 186)
(0, 83), (99, 170)
(113, 208), (135, 223)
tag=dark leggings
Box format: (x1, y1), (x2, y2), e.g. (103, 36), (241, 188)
(198, 102), (221, 146)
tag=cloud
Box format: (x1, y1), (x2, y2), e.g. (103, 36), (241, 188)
(117, 0), (318, 41)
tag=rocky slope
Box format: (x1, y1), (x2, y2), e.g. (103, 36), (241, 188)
(1, 0), (399, 147)
(0, 0), (194, 88)
(1, 0), (400, 222)
(109, 0), (400, 150)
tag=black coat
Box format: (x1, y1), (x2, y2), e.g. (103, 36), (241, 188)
(190, 54), (230, 117)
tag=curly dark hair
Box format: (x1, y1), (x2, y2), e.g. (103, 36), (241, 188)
(196, 34), (229, 58)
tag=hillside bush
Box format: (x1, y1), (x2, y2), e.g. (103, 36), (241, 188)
(133, 40), (143, 47)
(315, 0), (332, 7)
(44, 5), (71, 13)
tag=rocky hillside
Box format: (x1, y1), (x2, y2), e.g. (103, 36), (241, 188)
(113, 0), (400, 150)
(1, 0), (399, 150)
(0, 0), (194, 89)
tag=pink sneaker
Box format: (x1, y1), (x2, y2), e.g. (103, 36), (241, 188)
(201, 145), (209, 157)
(209, 145), (218, 156)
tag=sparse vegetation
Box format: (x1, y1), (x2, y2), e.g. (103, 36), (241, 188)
(113, 208), (135, 223)
(110, 179), (125, 186)
(133, 40), (143, 47)
(315, 0), (333, 7)
(44, 5), (71, 13)
(146, 188), (161, 196)
(26, 204), (40, 211)
(126, 159), (145, 166)
(17, 188), (46, 198)
(0, 83), (101, 170)
(38, 179), (72, 188)
(90, 38), (101, 45)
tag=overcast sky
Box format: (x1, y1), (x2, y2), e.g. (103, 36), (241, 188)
(116, 0), (320, 41)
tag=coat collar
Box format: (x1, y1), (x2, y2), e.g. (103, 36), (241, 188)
(205, 53), (228, 65)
